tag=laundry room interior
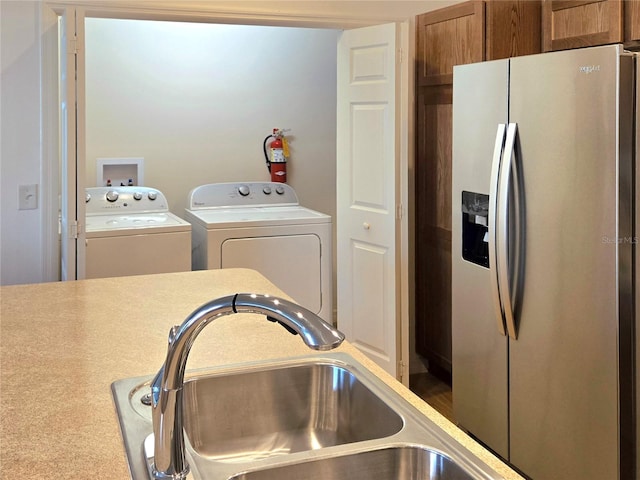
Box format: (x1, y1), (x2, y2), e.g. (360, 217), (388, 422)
(53, 3), (418, 383)
(85, 18), (339, 223)
(83, 18), (342, 317)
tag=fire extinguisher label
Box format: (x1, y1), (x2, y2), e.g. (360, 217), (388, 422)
(270, 148), (286, 163)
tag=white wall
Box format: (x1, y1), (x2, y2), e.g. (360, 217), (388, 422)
(1, 1), (47, 286)
(85, 19), (338, 219)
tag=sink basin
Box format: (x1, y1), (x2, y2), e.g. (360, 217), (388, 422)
(182, 363), (403, 463)
(112, 353), (506, 480)
(229, 445), (475, 480)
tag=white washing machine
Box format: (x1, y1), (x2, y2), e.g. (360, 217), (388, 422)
(184, 182), (332, 323)
(85, 187), (191, 279)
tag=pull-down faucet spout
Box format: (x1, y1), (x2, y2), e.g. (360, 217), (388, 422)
(150, 293), (345, 480)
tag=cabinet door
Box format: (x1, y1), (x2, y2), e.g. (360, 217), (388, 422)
(625, 0), (640, 46)
(542, 0), (623, 51)
(416, 1), (485, 87)
(486, 0), (542, 59)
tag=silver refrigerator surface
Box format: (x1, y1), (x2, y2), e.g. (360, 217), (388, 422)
(452, 45), (635, 480)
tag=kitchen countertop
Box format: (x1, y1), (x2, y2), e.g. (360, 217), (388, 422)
(0, 268), (524, 480)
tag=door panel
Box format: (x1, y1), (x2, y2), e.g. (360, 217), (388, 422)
(542, 0), (623, 51)
(337, 23), (398, 377)
(222, 235), (322, 316)
(350, 241), (389, 359)
(86, 232), (190, 279)
(351, 105), (388, 212)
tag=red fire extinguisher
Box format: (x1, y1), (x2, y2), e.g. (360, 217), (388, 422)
(263, 128), (289, 183)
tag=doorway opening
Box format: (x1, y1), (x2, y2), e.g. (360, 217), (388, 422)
(49, 3), (410, 382)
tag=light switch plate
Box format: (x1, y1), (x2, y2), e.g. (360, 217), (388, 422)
(18, 184), (38, 210)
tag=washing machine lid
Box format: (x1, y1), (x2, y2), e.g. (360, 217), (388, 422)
(85, 212), (191, 237)
(185, 205), (331, 229)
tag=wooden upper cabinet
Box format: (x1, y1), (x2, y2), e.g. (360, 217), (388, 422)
(416, 1), (485, 87)
(486, 0), (542, 59)
(625, 0), (640, 46)
(416, 1), (542, 87)
(542, 0), (624, 51)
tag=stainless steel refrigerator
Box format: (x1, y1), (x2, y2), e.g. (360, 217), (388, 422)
(452, 44), (636, 480)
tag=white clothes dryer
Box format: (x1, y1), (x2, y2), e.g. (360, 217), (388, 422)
(85, 187), (191, 279)
(184, 182), (333, 323)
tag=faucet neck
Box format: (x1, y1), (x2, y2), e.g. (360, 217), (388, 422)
(151, 293), (344, 480)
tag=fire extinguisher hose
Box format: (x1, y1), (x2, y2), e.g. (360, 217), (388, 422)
(263, 134), (274, 172)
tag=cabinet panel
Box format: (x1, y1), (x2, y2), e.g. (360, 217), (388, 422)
(625, 0), (640, 45)
(486, 0), (542, 59)
(422, 91), (452, 232)
(415, 86), (453, 377)
(542, 0), (623, 51)
(415, 224), (452, 378)
(416, 1), (485, 86)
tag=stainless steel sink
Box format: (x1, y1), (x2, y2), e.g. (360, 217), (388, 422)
(182, 362), (403, 463)
(112, 353), (506, 480)
(229, 445), (475, 480)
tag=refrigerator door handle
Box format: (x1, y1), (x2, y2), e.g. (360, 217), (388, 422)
(498, 123), (519, 339)
(488, 123), (507, 336)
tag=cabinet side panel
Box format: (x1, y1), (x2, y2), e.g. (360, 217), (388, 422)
(415, 86), (453, 376)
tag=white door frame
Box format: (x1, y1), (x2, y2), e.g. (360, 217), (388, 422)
(43, 1), (412, 383)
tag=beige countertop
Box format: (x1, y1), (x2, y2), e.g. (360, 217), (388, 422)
(0, 269), (523, 480)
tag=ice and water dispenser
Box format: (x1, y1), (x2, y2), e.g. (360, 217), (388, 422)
(461, 191), (489, 268)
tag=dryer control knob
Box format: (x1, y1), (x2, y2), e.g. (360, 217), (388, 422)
(238, 185), (250, 196)
(263, 186), (272, 195)
(275, 185), (285, 195)
(148, 191), (157, 201)
(106, 190), (119, 203)
(133, 192), (143, 201)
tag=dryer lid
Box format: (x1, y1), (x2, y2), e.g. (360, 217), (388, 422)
(184, 206), (331, 228)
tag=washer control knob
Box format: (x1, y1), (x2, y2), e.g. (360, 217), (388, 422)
(148, 191), (157, 201)
(263, 186), (272, 195)
(133, 192), (143, 201)
(275, 185), (285, 195)
(106, 190), (119, 203)
(85, 192), (91, 203)
(238, 185), (250, 196)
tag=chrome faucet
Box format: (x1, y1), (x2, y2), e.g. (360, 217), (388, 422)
(150, 293), (345, 479)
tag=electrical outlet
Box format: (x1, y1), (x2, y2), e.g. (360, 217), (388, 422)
(18, 184), (38, 210)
